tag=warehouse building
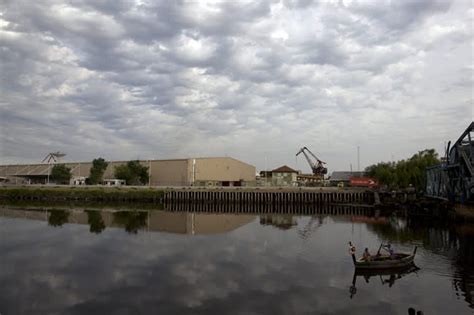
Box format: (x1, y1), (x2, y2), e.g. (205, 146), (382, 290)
(0, 157), (256, 187)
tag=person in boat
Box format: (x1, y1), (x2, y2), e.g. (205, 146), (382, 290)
(348, 242), (356, 256)
(379, 243), (396, 259)
(387, 245), (395, 259)
(362, 248), (371, 261)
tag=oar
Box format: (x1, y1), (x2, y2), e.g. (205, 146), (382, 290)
(377, 243), (383, 255)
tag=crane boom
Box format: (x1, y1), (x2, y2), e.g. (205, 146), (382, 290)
(296, 147), (315, 170)
(42, 152), (66, 164)
(296, 146), (327, 176)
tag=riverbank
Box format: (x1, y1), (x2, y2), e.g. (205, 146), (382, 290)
(1, 186), (471, 221)
(454, 204), (474, 222)
(1, 185), (376, 206)
(0, 186), (165, 203)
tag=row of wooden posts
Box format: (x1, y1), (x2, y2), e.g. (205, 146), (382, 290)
(164, 190), (374, 205)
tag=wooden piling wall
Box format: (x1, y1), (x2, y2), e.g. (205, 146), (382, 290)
(164, 190), (374, 206)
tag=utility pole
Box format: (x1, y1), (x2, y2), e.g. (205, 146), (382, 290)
(148, 160), (151, 187)
(357, 146), (360, 172)
(47, 164), (50, 185)
(264, 153), (268, 186)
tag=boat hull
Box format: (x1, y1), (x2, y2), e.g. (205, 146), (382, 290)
(354, 250), (416, 270)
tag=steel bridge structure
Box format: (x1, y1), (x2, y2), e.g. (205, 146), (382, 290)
(426, 122), (474, 203)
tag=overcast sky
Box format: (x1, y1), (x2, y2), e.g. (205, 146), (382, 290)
(0, 0), (472, 173)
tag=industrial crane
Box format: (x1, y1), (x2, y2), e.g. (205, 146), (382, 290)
(297, 216), (323, 240)
(42, 151), (66, 164)
(296, 146), (327, 176)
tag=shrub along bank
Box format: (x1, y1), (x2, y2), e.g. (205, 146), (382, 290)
(0, 186), (165, 203)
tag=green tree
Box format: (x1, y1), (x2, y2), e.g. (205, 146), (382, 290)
(365, 149), (440, 191)
(50, 164), (72, 184)
(88, 158), (108, 184)
(114, 160), (149, 185)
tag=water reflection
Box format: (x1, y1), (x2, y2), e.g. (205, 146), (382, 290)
(0, 205), (473, 314)
(85, 210), (106, 234)
(47, 209), (69, 227)
(366, 216), (474, 308)
(112, 211), (148, 234)
(166, 200), (375, 215)
(0, 208), (257, 235)
(349, 265), (420, 298)
(259, 214), (297, 230)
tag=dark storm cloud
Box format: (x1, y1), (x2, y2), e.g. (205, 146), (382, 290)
(0, 0), (471, 169)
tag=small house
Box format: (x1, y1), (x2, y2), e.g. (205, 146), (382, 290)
(271, 165), (299, 187)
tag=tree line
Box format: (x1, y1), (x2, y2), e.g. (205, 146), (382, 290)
(50, 158), (149, 185)
(364, 149), (440, 191)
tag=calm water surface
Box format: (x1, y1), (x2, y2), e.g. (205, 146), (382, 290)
(0, 206), (473, 315)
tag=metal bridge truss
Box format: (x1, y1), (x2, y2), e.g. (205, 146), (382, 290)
(426, 122), (474, 203)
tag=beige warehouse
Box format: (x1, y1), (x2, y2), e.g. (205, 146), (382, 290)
(0, 157), (256, 187)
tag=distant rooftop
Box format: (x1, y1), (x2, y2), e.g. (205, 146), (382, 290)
(330, 171), (365, 181)
(271, 165), (298, 173)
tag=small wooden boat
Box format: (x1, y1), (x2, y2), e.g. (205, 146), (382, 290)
(351, 246), (417, 270)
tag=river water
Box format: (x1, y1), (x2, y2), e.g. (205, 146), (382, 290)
(0, 206), (473, 315)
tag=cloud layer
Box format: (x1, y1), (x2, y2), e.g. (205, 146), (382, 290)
(1, 0), (472, 172)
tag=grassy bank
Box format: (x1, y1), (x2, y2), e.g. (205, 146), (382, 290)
(0, 186), (165, 203)
(0, 199), (165, 211)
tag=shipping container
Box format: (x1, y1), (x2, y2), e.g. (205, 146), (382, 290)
(349, 177), (379, 188)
